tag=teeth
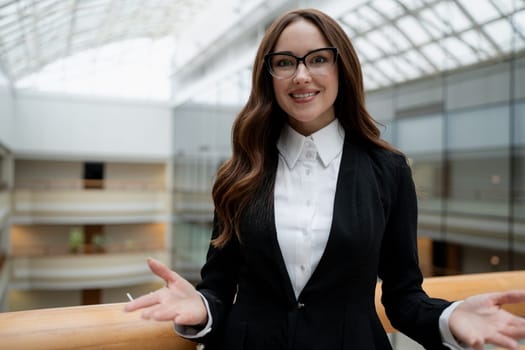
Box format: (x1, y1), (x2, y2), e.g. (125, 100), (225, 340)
(291, 92), (316, 99)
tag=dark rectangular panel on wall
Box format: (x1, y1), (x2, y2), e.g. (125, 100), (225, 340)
(81, 289), (102, 305)
(83, 162), (104, 189)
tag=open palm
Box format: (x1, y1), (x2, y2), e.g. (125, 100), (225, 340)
(449, 291), (525, 350)
(125, 258), (208, 326)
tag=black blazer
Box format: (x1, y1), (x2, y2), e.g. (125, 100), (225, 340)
(195, 140), (452, 350)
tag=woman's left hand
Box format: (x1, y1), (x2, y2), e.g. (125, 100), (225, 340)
(449, 290), (525, 350)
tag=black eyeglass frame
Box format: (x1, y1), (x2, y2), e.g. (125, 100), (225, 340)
(264, 47), (338, 79)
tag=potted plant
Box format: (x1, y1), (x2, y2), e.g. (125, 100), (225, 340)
(69, 227), (84, 254)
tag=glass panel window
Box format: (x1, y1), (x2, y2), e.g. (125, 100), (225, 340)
(370, 0), (404, 19)
(354, 37), (382, 61)
(433, 1), (471, 33)
(410, 153), (445, 240)
(397, 115), (444, 154)
(460, 30), (496, 59)
(447, 105), (510, 150)
(445, 149), (511, 260)
(457, 0), (500, 24)
(441, 36), (476, 65)
(484, 19), (515, 52)
(397, 16), (430, 45)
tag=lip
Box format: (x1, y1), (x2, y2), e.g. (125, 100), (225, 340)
(289, 89), (319, 103)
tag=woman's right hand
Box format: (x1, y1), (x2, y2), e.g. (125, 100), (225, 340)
(124, 258), (208, 326)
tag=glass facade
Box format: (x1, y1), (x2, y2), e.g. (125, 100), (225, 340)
(368, 54), (525, 274)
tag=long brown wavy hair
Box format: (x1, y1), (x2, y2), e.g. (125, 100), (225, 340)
(211, 8), (397, 248)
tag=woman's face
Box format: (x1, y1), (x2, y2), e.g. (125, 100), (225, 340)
(271, 19), (338, 136)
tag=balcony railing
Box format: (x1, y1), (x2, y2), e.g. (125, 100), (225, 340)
(15, 178), (166, 191)
(12, 189), (169, 223)
(9, 251), (169, 290)
(0, 270), (524, 349)
(11, 241), (165, 256)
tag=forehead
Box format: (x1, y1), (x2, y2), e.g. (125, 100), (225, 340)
(273, 19), (330, 54)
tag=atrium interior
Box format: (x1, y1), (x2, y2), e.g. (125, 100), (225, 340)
(1, 0), (524, 349)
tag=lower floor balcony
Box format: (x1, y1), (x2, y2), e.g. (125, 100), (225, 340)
(9, 251), (169, 290)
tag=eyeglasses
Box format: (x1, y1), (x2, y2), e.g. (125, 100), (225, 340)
(264, 47), (338, 79)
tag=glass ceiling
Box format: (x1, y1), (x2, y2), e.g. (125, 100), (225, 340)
(337, 0), (525, 91)
(0, 0), (261, 100)
(0, 0), (202, 77)
(0, 0), (524, 101)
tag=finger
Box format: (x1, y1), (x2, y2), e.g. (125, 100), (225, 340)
(124, 292), (159, 312)
(471, 342), (484, 350)
(491, 290), (525, 306)
(147, 258), (182, 284)
(149, 304), (180, 322)
(502, 318), (525, 338)
(141, 303), (173, 320)
(486, 332), (519, 350)
(174, 313), (206, 326)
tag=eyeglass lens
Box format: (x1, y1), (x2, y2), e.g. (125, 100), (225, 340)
(267, 48), (336, 79)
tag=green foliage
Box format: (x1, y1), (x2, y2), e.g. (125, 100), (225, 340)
(69, 227), (84, 253)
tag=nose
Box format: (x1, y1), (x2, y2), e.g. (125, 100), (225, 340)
(293, 62), (311, 83)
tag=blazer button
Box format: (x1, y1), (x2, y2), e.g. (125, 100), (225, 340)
(297, 302), (305, 309)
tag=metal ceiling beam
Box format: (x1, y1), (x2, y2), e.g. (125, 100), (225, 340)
(65, 0), (78, 59)
(453, 0), (504, 56)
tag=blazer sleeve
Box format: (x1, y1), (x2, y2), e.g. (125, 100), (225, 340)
(378, 154), (452, 350)
(193, 214), (241, 343)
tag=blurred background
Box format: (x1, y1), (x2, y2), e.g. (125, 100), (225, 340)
(0, 0), (524, 348)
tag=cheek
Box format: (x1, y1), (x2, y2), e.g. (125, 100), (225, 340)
(328, 74), (339, 102)
(272, 80), (288, 107)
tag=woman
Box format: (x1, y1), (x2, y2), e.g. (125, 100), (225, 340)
(126, 8), (525, 350)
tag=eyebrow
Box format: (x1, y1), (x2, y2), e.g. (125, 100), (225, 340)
(271, 50), (294, 55)
(269, 48), (330, 56)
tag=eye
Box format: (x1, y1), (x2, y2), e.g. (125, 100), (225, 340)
(274, 57), (295, 68)
(308, 54), (328, 65)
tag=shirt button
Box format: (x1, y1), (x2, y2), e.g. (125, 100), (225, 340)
(306, 199), (311, 206)
(300, 265), (306, 271)
(305, 151), (315, 159)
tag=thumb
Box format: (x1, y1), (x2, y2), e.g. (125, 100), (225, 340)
(490, 290), (525, 306)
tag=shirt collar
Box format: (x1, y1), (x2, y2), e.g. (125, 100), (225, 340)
(277, 118), (345, 169)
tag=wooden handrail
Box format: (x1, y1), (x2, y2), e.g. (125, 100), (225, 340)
(0, 270), (524, 349)
(376, 270), (525, 333)
(0, 303), (197, 350)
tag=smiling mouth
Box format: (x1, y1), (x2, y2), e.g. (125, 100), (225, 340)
(290, 91), (318, 99)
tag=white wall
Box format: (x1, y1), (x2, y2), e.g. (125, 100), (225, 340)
(13, 91), (173, 161)
(0, 73), (15, 149)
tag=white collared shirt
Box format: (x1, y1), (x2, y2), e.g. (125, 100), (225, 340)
(275, 118), (344, 298)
